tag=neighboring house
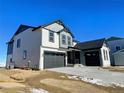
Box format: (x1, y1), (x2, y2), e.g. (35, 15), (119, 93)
(113, 49), (124, 66)
(74, 38), (110, 67)
(107, 36), (124, 65)
(6, 20), (76, 70)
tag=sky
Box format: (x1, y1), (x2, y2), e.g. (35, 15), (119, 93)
(0, 0), (124, 65)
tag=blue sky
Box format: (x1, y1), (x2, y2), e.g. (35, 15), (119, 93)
(0, 0), (124, 65)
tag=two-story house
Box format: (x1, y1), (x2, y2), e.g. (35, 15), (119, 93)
(6, 20), (77, 70)
(6, 20), (111, 70)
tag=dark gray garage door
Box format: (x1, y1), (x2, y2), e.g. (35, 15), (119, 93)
(44, 51), (65, 69)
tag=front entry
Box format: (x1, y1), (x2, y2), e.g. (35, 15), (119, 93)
(85, 51), (100, 66)
(67, 51), (80, 64)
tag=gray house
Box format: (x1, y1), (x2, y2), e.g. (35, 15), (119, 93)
(107, 36), (124, 65)
(113, 49), (124, 66)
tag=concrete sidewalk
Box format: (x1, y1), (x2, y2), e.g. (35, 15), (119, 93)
(48, 67), (124, 87)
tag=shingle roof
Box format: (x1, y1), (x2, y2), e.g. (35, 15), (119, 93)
(75, 38), (106, 50)
(8, 20), (74, 43)
(8, 25), (36, 43)
(14, 24), (36, 36)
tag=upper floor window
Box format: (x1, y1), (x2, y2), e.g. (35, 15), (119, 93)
(23, 50), (27, 59)
(116, 46), (120, 51)
(62, 34), (66, 45)
(49, 31), (54, 43)
(17, 39), (21, 48)
(67, 36), (71, 46)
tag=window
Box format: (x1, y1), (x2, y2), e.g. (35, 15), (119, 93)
(103, 49), (106, 60)
(105, 50), (108, 61)
(116, 46), (121, 51)
(23, 50), (27, 59)
(7, 43), (13, 54)
(49, 31), (54, 42)
(67, 36), (71, 46)
(62, 34), (66, 45)
(10, 58), (13, 63)
(17, 39), (21, 48)
(103, 49), (109, 61)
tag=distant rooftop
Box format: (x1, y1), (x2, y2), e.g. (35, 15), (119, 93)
(106, 36), (124, 42)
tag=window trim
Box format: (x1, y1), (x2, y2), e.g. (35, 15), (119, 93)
(62, 34), (66, 45)
(67, 36), (71, 46)
(23, 50), (27, 59)
(103, 49), (106, 61)
(105, 50), (108, 61)
(49, 30), (54, 43)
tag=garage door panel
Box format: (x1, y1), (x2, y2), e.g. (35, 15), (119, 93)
(44, 52), (65, 69)
(85, 51), (100, 66)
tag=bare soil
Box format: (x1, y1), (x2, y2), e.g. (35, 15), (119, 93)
(0, 68), (123, 93)
(103, 67), (124, 73)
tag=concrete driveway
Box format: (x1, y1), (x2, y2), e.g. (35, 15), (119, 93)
(48, 67), (124, 87)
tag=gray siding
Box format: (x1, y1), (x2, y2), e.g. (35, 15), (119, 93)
(12, 28), (41, 69)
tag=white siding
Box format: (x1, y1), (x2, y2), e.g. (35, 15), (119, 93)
(39, 46), (67, 69)
(12, 28), (41, 69)
(60, 31), (73, 48)
(100, 46), (110, 67)
(41, 28), (59, 48)
(44, 23), (64, 32)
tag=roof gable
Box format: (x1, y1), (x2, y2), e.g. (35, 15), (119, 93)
(75, 38), (106, 50)
(9, 25), (36, 42)
(44, 23), (64, 32)
(14, 25), (35, 36)
(32, 20), (74, 38)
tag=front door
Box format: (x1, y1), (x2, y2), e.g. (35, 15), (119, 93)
(67, 51), (80, 64)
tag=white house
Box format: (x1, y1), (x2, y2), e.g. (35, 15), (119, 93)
(6, 20), (77, 70)
(6, 20), (110, 70)
(74, 38), (110, 67)
(107, 37), (124, 65)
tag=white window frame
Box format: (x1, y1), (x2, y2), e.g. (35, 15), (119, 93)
(49, 31), (54, 43)
(23, 50), (27, 59)
(62, 34), (66, 45)
(67, 36), (71, 46)
(103, 49), (106, 61)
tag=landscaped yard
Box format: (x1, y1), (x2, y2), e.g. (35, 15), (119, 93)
(0, 68), (124, 93)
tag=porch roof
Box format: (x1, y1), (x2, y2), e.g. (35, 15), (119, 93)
(75, 38), (106, 50)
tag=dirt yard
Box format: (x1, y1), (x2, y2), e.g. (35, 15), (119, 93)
(0, 68), (123, 93)
(103, 66), (124, 73)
